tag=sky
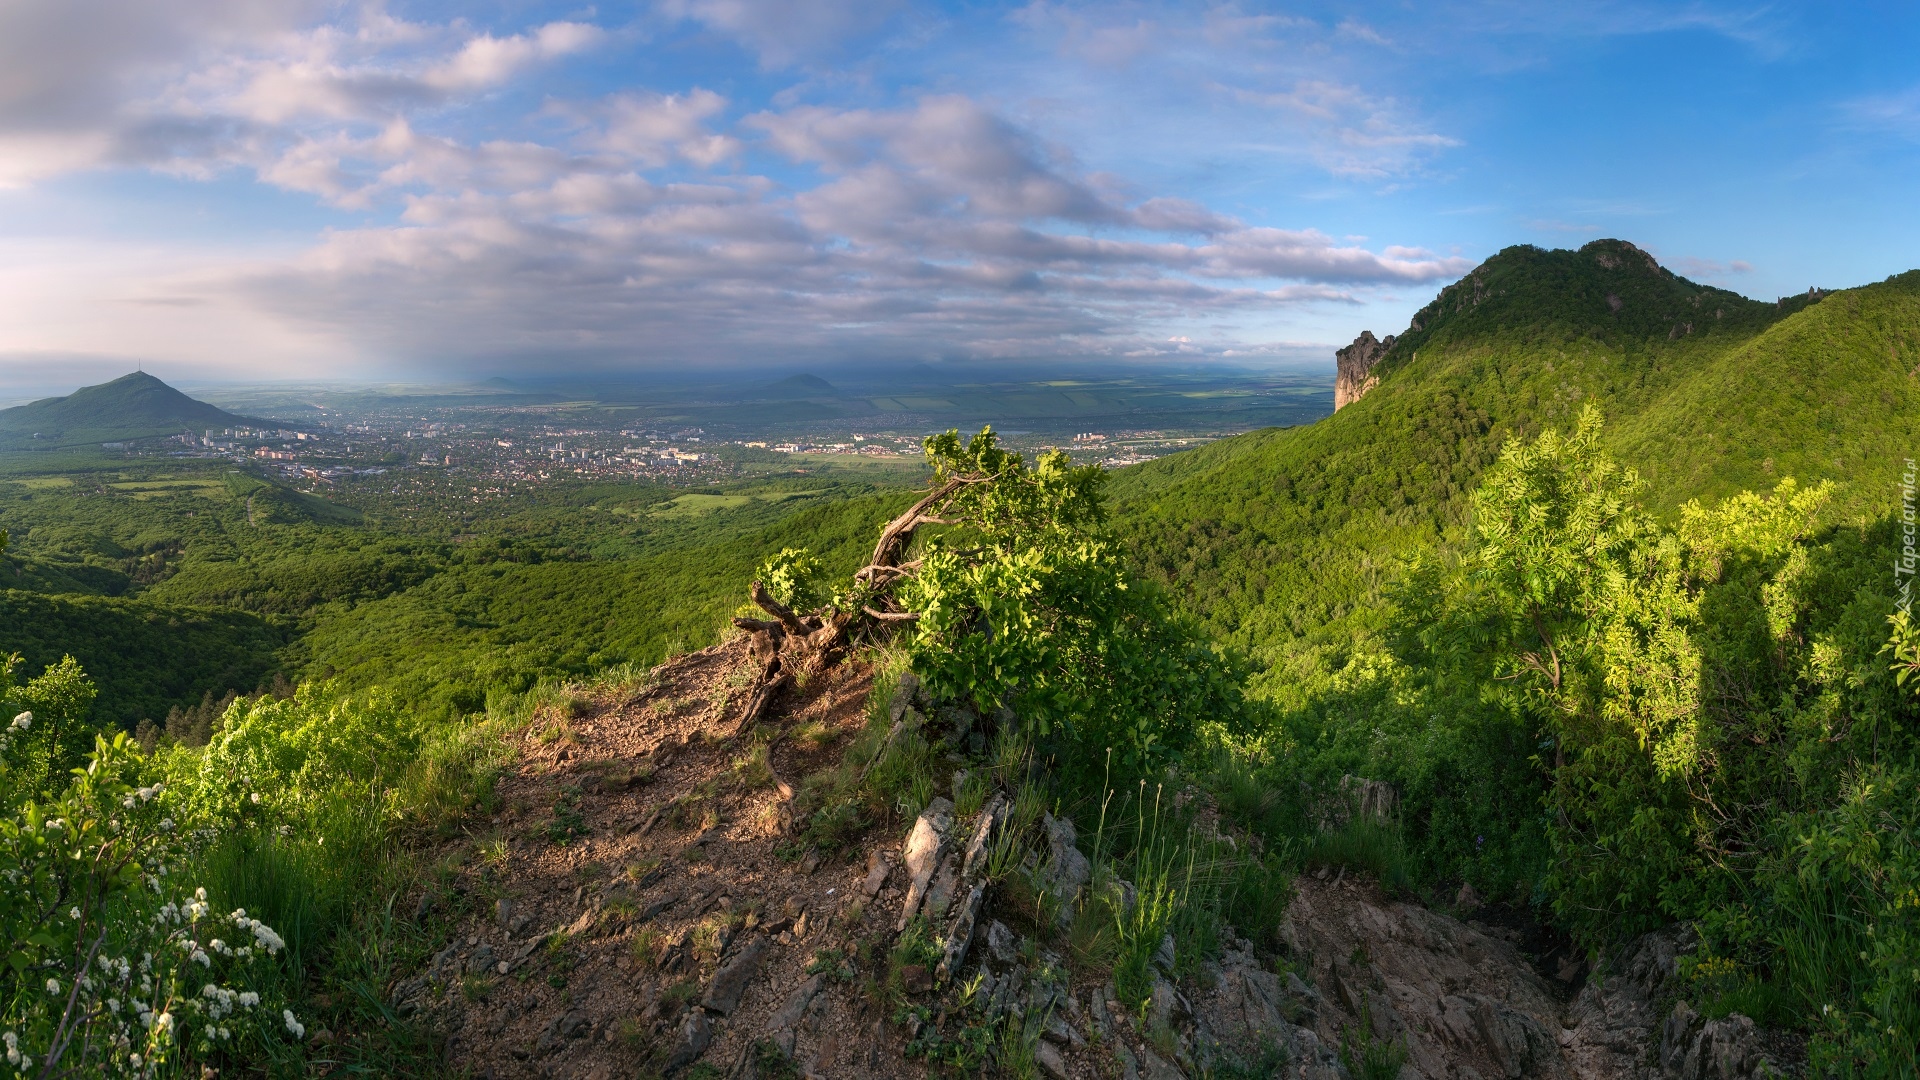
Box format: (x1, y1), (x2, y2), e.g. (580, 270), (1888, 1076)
(1, 1), (1918, 394)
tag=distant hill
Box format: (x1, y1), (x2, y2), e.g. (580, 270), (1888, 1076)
(1111, 239), (1920, 700)
(762, 373), (836, 395)
(0, 372), (257, 450)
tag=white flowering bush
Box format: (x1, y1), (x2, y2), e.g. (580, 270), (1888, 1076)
(1, 730), (303, 1077)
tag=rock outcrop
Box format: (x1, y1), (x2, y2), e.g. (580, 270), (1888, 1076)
(1334, 330), (1394, 410)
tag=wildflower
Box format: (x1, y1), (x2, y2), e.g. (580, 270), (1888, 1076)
(283, 1010), (305, 1039)
(11, 711), (30, 730)
(250, 921), (286, 954)
(158, 817), (175, 832)
(153, 1012), (173, 1034)
(130, 1054), (142, 1068)
(191, 950), (210, 967)
(238, 991), (259, 1008)
(46, 978), (59, 995)
(108, 998), (120, 1013)
(250, 792), (262, 805)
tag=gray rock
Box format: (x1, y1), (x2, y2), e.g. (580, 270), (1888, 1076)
(923, 852), (960, 922)
(897, 797), (954, 930)
(1671, 1011), (1777, 1080)
(889, 673), (921, 722)
(1663, 1001), (1700, 1074)
(663, 1008), (711, 1073)
(701, 936), (769, 1016)
(936, 882), (986, 984)
(465, 944), (495, 976)
(1149, 972), (1192, 1033)
(1044, 1014), (1085, 1047)
(860, 849), (891, 898)
(1043, 812), (1092, 925)
(1153, 933), (1176, 974)
(986, 920), (1020, 966)
(1090, 988), (1112, 1040)
(1139, 1045), (1187, 1080)
(1114, 1042), (1142, 1080)
(960, 794), (1004, 881)
(1034, 1038), (1070, 1080)
(494, 898), (514, 929)
(426, 942), (459, 981)
(766, 974), (821, 1032)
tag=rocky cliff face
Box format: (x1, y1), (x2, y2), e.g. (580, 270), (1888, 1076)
(1334, 331), (1394, 410)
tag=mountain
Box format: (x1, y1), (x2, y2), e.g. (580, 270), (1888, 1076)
(1111, 239), (1920, 698)
(760, 373), (837, 395)
(0, 372), (257, 450)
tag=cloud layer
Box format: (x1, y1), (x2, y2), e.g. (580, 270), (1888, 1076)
(0, 2), (1487, 374)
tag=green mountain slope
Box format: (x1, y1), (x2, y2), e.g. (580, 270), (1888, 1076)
(0, 589), (289, 728)
(1112, 240), (1920, 699)
(0, 372), (254, 450)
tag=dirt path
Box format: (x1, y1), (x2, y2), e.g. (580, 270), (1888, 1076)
(402, 636), (920, 1080)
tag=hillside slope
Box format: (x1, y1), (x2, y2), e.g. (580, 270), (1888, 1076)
(0, 371), (256, 449)
(1111, 241), (1920, 697)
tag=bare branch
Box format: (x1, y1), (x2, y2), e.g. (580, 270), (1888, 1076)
(749, 581), (808, 635)
(862, 607), (920, 622)
(870, 477), (966, 570)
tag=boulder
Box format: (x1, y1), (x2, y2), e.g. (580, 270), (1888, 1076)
(700, 936), (769, 1016)
(663, 1009), (711, 1074)
(765, 975), (821, 1033)
(1034, 1038), (1070, 1080)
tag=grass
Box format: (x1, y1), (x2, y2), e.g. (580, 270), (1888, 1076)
(1301, 818), (1412, 896)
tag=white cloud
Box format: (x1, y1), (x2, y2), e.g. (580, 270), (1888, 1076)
(657, 0), (902, 67)
(0, 2), (1477, 375)
(599, 90), (742, 168)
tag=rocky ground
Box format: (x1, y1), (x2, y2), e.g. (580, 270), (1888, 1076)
(389, 636), (1802, 1080)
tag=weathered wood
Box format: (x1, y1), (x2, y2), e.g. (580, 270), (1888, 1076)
(749, 581), (808, 635)
(732, 670), (792, 737)
(866, 477), (966, 572)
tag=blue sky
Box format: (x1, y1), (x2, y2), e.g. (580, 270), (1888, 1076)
(0, 1), (1916, 393)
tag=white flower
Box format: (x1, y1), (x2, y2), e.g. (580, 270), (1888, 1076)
(250, 921), (286, 954)
(11, 711), (30, 730)
(250, 793), (262, 805)
(194, 887), (207, 901)
(153, 1012), (173, 1034)
(238, 992), (259, 1008)
(191, 950), (210, 967)
(130, 1054), (142, 1067)
(45, 978), (59, 995)
(158, 818), (174, 832)
(69, 907), (81, 921)
(283, 1010), (305, 1039)
(107, 998), (121, 1013)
